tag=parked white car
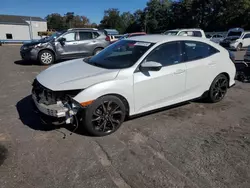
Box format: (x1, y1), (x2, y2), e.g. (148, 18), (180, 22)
(220, 28), (250, 51)
(164, 28), (206, 38)
(32, 35), (236, 136)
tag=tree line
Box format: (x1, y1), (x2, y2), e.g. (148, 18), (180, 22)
(46, 0), (250, 34)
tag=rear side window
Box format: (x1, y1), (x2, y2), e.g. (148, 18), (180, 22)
(79, 32), (93, 40)
(183, 41), (219, 62)
(193, 31), (202, 37)
(93, 32), (100, 38)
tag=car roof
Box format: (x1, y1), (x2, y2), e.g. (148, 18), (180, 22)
(169, 28), (203, 32)
(125, 34), (209, 44)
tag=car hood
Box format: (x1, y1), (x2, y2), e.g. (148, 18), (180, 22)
(222, 36), (240, 42)
(36, 58), (120, 91)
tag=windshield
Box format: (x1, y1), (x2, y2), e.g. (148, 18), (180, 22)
(39, 32), (63, 42)
(84, 40), (154, 69)
(164, 31), (178, 36)
(119, 34), (129, 40)
(227, 31), (242, 37)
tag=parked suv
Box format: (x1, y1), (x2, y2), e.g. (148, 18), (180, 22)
(220, 28), (250, 51)
(20, 28), (110, 65)
(163, 28), (206, 38)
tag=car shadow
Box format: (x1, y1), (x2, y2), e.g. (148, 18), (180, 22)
(16, 95), (91, 137)
(14, 60), (39, 66)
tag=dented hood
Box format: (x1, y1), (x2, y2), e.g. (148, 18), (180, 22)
(36, 58), (120, 91)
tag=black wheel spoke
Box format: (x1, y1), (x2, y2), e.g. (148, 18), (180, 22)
(92, 116), (101, 122)
(112, 110), (123, 115)
(91, 100), (123, 134)
(211, 77), (228, 101)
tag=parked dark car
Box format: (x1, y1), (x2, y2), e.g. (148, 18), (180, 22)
(20, 28), (110, 65)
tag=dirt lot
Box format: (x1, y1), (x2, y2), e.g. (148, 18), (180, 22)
(0, 46), (250, 188)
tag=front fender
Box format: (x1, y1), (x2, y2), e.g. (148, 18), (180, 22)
(73, 77), (135, 115)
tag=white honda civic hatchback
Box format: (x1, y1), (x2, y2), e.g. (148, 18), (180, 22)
(32, 35), (236, 136)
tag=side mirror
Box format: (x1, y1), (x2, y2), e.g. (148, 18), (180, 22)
(140, 61), (162, 71)
(58, 37), (66, 45)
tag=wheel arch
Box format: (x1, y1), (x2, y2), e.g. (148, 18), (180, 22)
(38, 48), (56, 61)
(93, 47), (104, 55)
(101, 93), (130, 117)
(220, 72), (230, 87)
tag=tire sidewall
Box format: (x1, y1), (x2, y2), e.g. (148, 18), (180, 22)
(83, 95), (126, 136)
(93, 48), (103, 55)
(39, 50), (54, 65)
(208, 74), (228, 103)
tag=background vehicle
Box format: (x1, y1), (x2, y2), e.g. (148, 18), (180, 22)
(220, 28), (250, 51)
(210, 34), (225, 43)
(244, 45), (250, 62)
(119, 32), (147, 40)
(32, 35), (236, 136)
(163, 28), (206, 38)
(20, 28), (110, 65)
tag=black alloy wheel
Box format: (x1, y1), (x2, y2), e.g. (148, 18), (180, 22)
(208, 74), (228, 103)
(83, 96), (126, 136)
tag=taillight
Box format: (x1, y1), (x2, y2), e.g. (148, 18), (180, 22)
(105, 36), (110, 42)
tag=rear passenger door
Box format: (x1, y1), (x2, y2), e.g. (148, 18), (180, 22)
(182, 41), (220, 100)
(77, 31), (98, 56)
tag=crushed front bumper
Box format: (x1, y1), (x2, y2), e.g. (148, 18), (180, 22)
(32, 94), (80, 125)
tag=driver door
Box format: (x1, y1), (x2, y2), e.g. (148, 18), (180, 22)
(133, 41), (186, 114)
(55, 31), (79, 59)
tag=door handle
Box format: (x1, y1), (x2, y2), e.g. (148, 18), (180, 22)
(174, 69), (185, 74)
(72, 42), (78, 45)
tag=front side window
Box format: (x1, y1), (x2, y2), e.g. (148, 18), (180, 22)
(62, 32), (76, 41)
(243, 34), (250, 39)
(145, 42), (182, 66)
(84, 40), (154, 69)
(79, 32), (93, 40)
(183, 41), (219, 62)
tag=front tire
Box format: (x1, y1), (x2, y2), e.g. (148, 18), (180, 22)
(38, 50), (55, 65)
(82, 95), (126, 136)
(207, 74), (228, 103)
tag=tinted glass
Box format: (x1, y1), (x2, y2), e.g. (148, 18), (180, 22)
(62, 32), (75, 41)
(146, 42), (181, 66)
(183, 41), (219, 61)
(93, 32), (100, 38)
(164, 31), (178, 36)
(79, 32), (93, 40)
(244, 34), (250, 39)
(193, 31), (202, 37)
(84, 40), (154, 69)
(228, 31), (242, 37)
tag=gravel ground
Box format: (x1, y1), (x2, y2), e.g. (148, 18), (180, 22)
(0, 46), (250, 188)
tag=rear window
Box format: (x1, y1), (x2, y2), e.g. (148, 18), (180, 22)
(193, 31), (202, 37)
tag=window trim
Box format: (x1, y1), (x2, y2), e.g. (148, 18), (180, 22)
(134, 41), (184, 72)
(181, 40), (220, 63)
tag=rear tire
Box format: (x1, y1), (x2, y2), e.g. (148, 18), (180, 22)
(207, 74), (228, 103)
(93, 48), (103, 56)
(38, 50), (55, 65)
(82, 95), (126, 136)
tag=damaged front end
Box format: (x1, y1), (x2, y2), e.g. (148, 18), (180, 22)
(32, 79), (83, 125)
